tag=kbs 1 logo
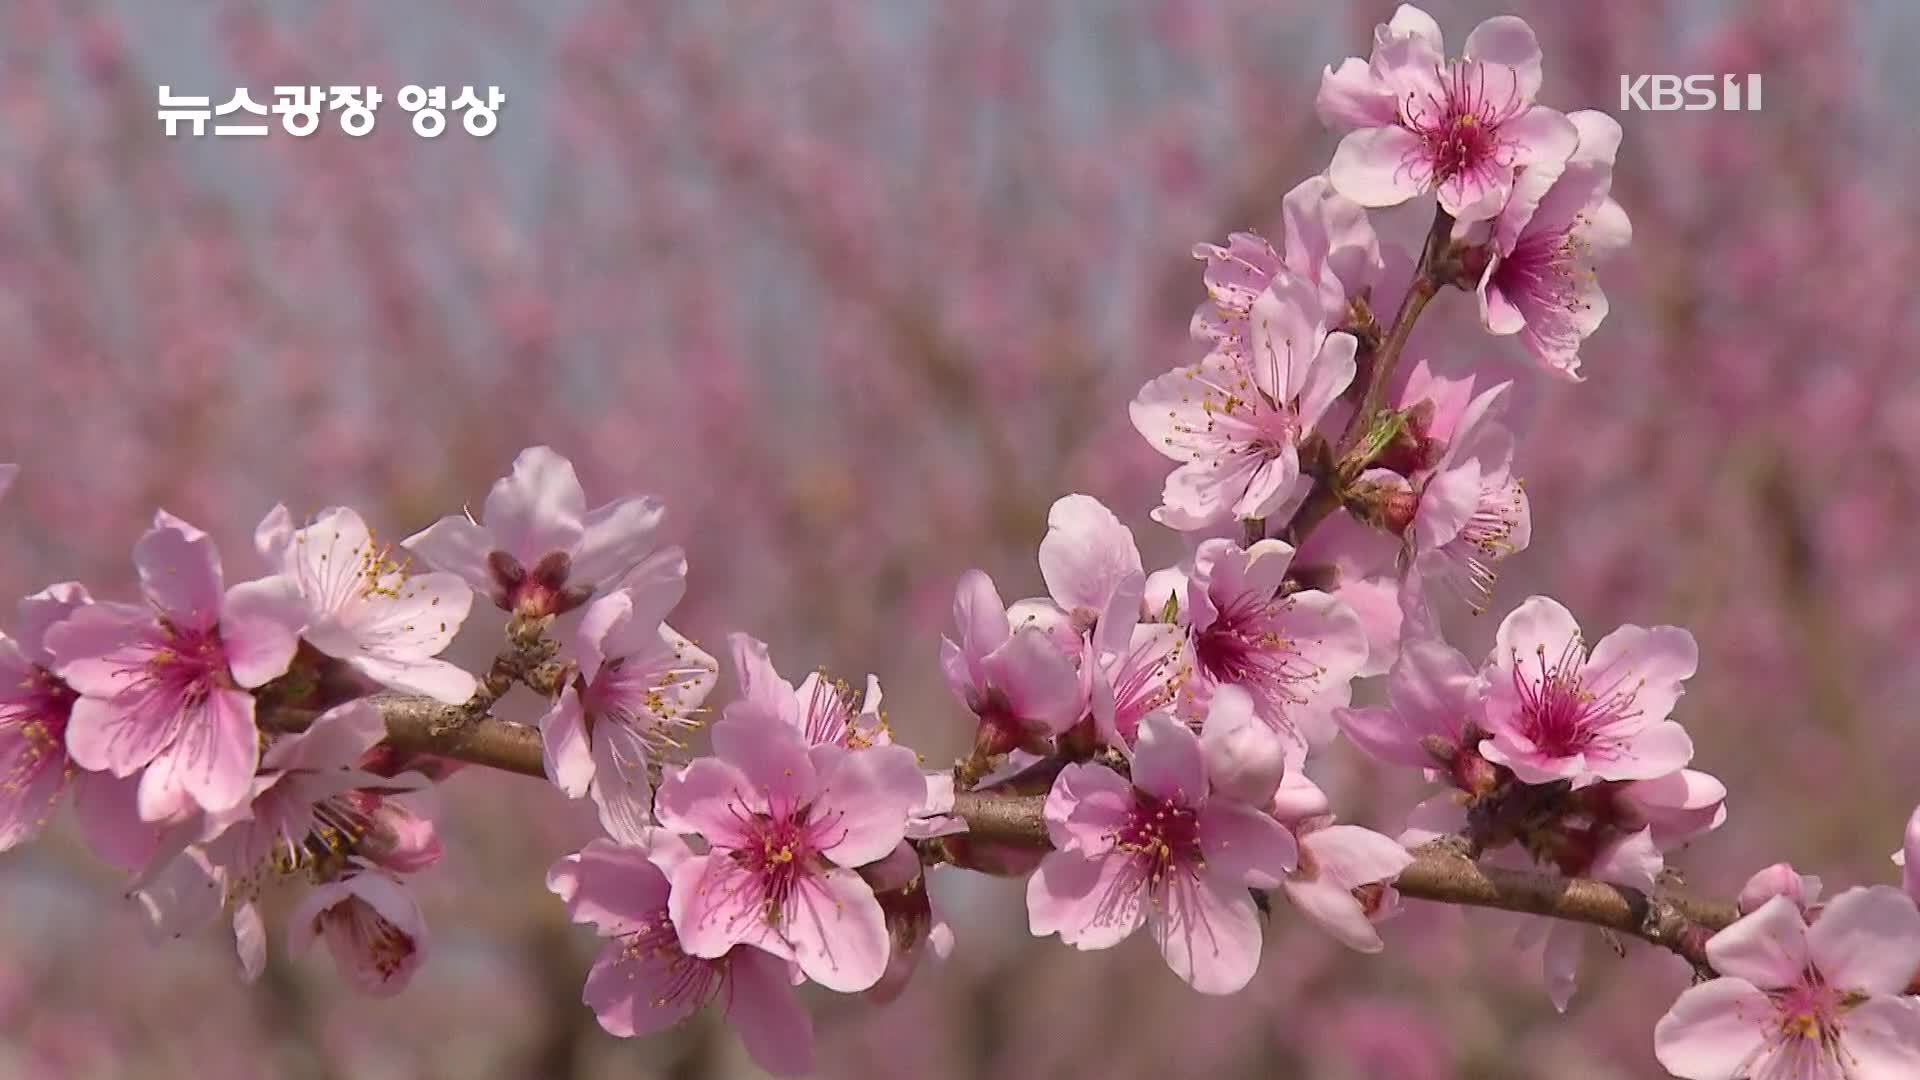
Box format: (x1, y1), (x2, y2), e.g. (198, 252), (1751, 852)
(1619, 74), (1762, 112)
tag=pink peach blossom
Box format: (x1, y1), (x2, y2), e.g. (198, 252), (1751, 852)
(540, 578), (716, 844)
(1655, 888), (1920, 1079)
(256, 505), (477, 704)
(1183, 538), (1370, 755)
(1478, 596), (1698, 786)
(49, 512), (305, 821)
(1477, 110), (1631, 379)
(653, 718), (924, 992)
(940, 569), (1082, 755)
(1322, 7), (1578, 223)
(1026, 711), (1296, 994)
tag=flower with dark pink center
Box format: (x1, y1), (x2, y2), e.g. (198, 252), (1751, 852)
(653, 717), (924, 992)
(1478, 595), (1698, 787)
(1027, 711), (1297, 994)
(49, 512), (305, 822)
(1320, 7), (1577, 223)
(1182, 538), (1369, 756)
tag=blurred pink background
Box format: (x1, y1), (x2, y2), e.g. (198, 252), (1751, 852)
(2, 1), (1917, 1076)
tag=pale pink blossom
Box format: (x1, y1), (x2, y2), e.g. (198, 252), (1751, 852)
(653, 718), (924, 992)
(548, 833), (813, 1077)
(1089, 621), (1189, 752)
(1614, 768), (1728, 851)
(1134, 279), (1358, 530)
(1322, 7), (1578, 223)
(1655, 888), (1920, 1079)
(288, 869), (431, 997)
(255, 505), (477, 704)
(540, 579), (716, 844)
(1183, 538), (1370, 755)
(940, 570), (1082, 756)
(405, 445), (672, 616)
(1478, 596), (1698, 786)
(49, 512), (305, 821)
(1026, 711), (1297, 994)
(1477, 110), (1631, 379)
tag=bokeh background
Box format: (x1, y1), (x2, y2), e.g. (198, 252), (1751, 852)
(3, 0), (1918, 1076)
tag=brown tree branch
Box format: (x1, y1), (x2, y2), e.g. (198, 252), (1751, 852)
(259, 696), (1739, 966)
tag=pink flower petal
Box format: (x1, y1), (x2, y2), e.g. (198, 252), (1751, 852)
(547, 838), (671, 937)
(727, 948), (817, 1078)
(538, 688), (596, 799)
(1804, 886), (1920, 994)
(781, 866), (889, 992)
(1132, 712), (1207, 805)
(1026, 849), (1145, 949)
(135, 512), (225, 629)
(1329, 126), (1429, 209)
(654, 758), (760, 848)
(483, 446), (588, 565)
(1653, 978), (1772, 1080)
(812, 744), (923, 868)
(1704, 895), (1809, 990)
(1199, 800), (1297, 889)
(402, 515), (497, 595)
(571, 495), (666, 589)
(1150, 870), (1263, 994)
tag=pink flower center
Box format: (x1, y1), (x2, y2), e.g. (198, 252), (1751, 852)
(1766, 975), (1853, 1065)
(798, 674), (887, 750)
(1399, 61), (1527, 188)
(0, 664), (78, 788)
(585, 653), (708, 755)
(1435, 476), (1526, 611)
(135, 622), (233, 709)
(1509, 638), (1641, 759)
(1115, 796), (1204, 890)
(733, 807), (840, 926)
(1194, 594), (1319, 723)
(620, 910), (725, 1011)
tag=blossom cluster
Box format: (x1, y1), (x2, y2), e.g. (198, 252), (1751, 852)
(3, 6), (1919, 1078)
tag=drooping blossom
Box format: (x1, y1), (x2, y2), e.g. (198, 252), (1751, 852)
(1478, 110), (1631, 379)
(1655, 888), (1920, 1079)
(548, 833), (814, 1077)
(653, 718), (924, 992)
(1133, 278), (1358, 530)
(0, 583), (91, 850)
(288, 869), (431, 997)
(1478, 596), (1698, 786)
(1026, 710), (1297, 994)
(49, 512), (305, 821)
(256, 505), (477, 704)
(405, 445), (673, 616)
(1321, 6), (1578, 223)
(133, 701), (436, 982)
(1182, 538), (1370, 755)
(1269, 773), (1412, 954)
(1191, 176), (1384, 360)
(541, 576), (716, 844)
(940, 570), (1082, 758)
